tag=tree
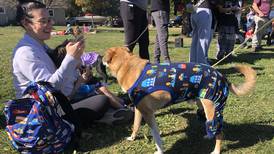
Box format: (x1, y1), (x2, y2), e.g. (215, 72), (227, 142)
(73, 0), (120, 16)
(75, 0), (87, 7)
(66, 0), (83, 17)
(42, 0), (53, 8)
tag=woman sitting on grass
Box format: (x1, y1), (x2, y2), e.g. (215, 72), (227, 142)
(12, 0), (132, 126)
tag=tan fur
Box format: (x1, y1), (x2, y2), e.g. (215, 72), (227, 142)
(229, 65), (257, 96)
(103, 47), (149, 91)
(103, 47), (256, 154)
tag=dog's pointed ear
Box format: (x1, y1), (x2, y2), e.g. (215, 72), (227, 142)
(121, 47), (134, 57)
(123, 47), (132, 54)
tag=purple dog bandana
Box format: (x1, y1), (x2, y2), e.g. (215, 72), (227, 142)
(81, 52), (99, 66)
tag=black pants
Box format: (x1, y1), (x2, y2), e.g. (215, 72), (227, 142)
(69, 95), (110, 128)
(120, 2), (150, 60)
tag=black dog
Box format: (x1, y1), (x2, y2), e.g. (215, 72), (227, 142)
(47, 38), (108, 83)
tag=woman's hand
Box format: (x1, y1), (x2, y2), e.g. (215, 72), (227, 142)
(66, 40), (85, 60)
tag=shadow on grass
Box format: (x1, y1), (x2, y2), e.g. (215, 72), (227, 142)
(72, 124), (132, 153)
(233, 51), (274, 64)
(0, 114), (6, 129)
(216, 66), (264, 77)
(209, 51), (274, 66)
(169, 33), (181, 37)
(165, 110), (274, 154)
(223, 121), (274, 151)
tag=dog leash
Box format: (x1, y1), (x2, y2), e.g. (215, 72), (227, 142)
(211, 17), (274, 68)
(125, 26), (149, 48)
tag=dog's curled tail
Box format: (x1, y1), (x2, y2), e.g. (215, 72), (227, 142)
(229, 65), (256, 96)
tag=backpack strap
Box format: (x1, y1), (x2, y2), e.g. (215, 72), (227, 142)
(37, 81), (82, 134)
(24, 81), (82, 140)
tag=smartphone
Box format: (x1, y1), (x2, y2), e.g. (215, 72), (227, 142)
(74, 35), (86, 43)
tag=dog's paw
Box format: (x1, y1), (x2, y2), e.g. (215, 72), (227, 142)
(154, 151), (164, 154)
(210, 151), (220, 154)
(126, 136), (135, 141)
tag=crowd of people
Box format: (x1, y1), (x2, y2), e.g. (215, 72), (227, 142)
(119, 0), (272, 65)
(8, 0), (273, 152)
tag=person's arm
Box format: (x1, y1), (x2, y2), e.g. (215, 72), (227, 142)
(70, 66), (92, 95)
(14, 40), (84, 95)
(252, 2), (264, 17)
(68, 76), (84, 99)
(14, 46), (79, 91)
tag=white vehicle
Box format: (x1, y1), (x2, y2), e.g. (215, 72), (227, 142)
(67, 15), (108, 26)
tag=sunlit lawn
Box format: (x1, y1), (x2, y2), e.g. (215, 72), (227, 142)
(0, 26), (273, 153)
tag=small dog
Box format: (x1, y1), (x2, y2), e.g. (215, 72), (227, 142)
(47, 37), (108, 83)
(103, 47), (257, 154)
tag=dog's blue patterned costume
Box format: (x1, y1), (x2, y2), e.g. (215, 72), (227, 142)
(128, 63), (229, 137)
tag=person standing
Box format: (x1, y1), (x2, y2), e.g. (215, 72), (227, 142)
(120, 0), (150, 60)
(235, 0), (245, 44)
(235, 0), (243, 28)
(151, 0), (171, 63)
(251, 0), (271, 52)
(215, 0), (240, 60)
(190, 0), (216, 65)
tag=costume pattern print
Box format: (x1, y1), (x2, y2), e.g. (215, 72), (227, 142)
(128, 62), (230, 137)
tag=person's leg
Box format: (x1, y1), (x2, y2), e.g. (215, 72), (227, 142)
(216, 30), (224, 60)
(252, 16), (268, 50)
(226, 26), (236, 56)
(195, 9), (212, 64)
(152, 10), (170, 63)
(152, 11), (160, 63)
(120, 2), (137, 52)
(136, 7), (150, 60)
(153, 33), (161, 63)
(70, 95), (110, 126)
(190, 13), (198, 62)
(217, 26), (235, 59)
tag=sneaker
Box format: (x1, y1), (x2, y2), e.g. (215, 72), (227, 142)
(244, 45), (251, 49)
(252, 46), (262, 52)
(112, 108), (134, 125)
(216, 53), (225, 61)
(163, 58), (171, 64)
(96, 108), (133, 125)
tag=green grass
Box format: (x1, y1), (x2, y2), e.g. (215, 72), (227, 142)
(0, 26), (273, 153)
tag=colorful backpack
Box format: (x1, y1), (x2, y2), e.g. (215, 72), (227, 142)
(4, 81), (78, 153)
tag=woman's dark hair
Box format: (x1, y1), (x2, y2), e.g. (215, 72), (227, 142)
(16, 0), (46, 27)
